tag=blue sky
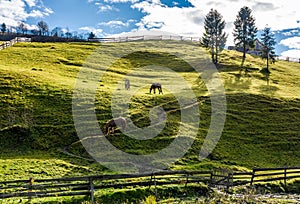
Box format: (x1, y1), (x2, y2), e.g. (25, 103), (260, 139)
(1, 0), (300, 58)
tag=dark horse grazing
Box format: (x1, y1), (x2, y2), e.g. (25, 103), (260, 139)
(150, 83), (163, 94)
(105, 117), (126, 135)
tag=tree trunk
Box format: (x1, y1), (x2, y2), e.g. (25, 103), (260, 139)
(215, 42), (218, 64)
(266, 54), (269, 72)
(241, 43), (246, 67)
(211, 44), (215, 63)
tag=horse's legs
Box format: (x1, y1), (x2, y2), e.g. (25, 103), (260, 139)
(111, 127), (114, 134)
(105, 125), (109, 135)
(159, 87), (163, 94)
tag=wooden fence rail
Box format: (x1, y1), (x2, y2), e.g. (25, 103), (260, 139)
(204, 166), (300, 190)
(89, 35), (201, 43)
(0, 170), (210, 201)
(250, 166), (300, 187)
(0, 37), (31, 50)
(0, 167), (299, 202)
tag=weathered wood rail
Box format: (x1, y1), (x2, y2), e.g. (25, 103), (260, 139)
(210, 166), (300, 189)
(250, 166), (300, 186)
(89, 35), (201, 43)
(0, 37), (31, 50)
(0, 167), (299, 202)
(0, 170), (210, 201)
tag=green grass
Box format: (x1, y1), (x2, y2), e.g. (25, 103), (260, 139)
(0, 40), (299, 182)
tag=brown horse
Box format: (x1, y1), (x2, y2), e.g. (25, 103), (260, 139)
(105, 117), (126, 135)
(149, 83), (163, 94)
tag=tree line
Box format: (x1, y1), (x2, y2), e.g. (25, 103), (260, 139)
(202, 6), (276, 73)
(0, 21), (96, 40)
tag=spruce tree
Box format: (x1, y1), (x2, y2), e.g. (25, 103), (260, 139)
(1, 23), (6, 34)
(233, 6), (257, 67)
(202, 9), (227, 64)
(261, 26), (276, 73)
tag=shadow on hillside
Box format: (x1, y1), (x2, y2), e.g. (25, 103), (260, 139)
(216, 63), (241, 72)
(258, 85), (279, 97)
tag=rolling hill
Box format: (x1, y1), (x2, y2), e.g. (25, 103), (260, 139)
(0, 40), (299, 179)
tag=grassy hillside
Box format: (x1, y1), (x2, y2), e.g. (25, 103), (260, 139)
(0, 41), (299, 180)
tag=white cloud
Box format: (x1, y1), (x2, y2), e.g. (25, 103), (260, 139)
(280, 50), (300, 59)
(94, 2), (119, 12)
(89, 0), (138, 6)
(100, 20), (125, 27)
(126, 0), (300, 46)
(132, 1), (205, 37)
(24, 0), (37, 7)
(0, 0), (53, 27)
(27, 10), (45, 18)
(281, 29), (299, 37)
(99, 4), (116, 12)
(104, 0), (138, 3)
(279, 37), (300, 49)
(279, 36), (300, 58)
(79, 26), (103, 36)
(98, 19), (136, 30)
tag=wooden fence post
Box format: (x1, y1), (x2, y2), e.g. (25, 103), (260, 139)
(226, 172), (232, 191)
(250, 168), (255, 186)
(209, 170), (213, 187)
(89, 177), (95, 204)
(185, 173), (189, 187)
(149, 174), (153, 189)
(154, 173), (157, 201)
(284, 166), (287, 188)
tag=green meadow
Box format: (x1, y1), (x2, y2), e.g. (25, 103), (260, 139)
(0, 40), (299, 182)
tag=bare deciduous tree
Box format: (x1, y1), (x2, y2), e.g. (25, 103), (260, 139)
(37, 21), (49, 36)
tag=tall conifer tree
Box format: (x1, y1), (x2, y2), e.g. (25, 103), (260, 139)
(261, 26), (277, 73)
(202, 9), (227, 64)
(233, 6), (257, 67)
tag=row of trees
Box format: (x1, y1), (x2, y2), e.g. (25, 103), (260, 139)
(1, 21), (96, 40)
(202, 6), (276, 72)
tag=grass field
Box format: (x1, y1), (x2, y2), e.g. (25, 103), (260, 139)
(0, 40), (299, 182)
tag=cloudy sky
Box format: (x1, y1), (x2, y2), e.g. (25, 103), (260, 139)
(0, 0), (300, 58)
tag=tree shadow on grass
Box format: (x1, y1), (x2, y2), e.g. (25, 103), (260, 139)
(215, 63), (241, 73)
(258, 85), (279, 97)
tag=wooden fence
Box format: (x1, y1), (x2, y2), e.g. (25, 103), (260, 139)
(0, 37), (31, 50)
(89, 35), (201, 43)
(277, 56), (300, 63)
(0, 170), (210, 201)
(210, 166), (300, 189)
(1, 166), (299, 202)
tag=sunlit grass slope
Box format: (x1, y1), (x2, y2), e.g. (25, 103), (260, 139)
(0, 41), (299, 180)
